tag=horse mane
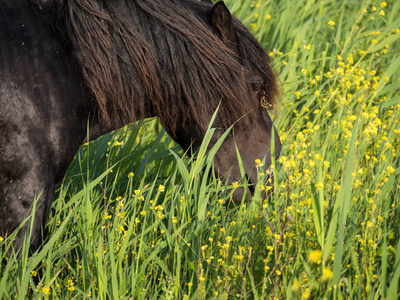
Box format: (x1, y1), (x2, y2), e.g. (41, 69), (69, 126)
(56, 0), (279, 133)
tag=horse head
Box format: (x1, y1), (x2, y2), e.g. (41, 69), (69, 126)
(170, 1), (282, 202)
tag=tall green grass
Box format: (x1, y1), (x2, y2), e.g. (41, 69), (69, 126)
(1, 0), (399, 299)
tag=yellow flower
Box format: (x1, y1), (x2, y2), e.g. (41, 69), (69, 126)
(0, 236), (3, 242)
(266, 14), (271, 20)
(158, 184), (165, 192)
(308, 249), (322, 263)
(232, 181), (239, 188)
(315, 154), (323, 161)
(292, 278), (300, 292)
(41, 287), (51, 295)
(387, 166), (396, 174)
(327, 20), (335, 27)
(380, 2), (387, 8)
(322, 267), (333, 281)
(379, 10), (385, 16)
(302, 290), (311, 299)
(255, 158), (263, 167)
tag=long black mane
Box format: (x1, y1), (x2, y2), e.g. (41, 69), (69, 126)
(43, 0), (279, 132)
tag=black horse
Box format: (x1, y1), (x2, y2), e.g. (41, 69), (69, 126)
(0, 0), (281, 255)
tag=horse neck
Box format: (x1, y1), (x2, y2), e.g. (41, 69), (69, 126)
(85, 111), (156, 143)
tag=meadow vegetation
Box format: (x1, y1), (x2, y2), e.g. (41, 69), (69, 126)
(1, 0), (400, 299)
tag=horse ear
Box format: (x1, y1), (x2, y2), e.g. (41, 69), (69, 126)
(211, 1), (234, 42)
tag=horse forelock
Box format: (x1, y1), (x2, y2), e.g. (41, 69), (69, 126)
(233, 18), (280, 113)
(58, 0), (279, 134)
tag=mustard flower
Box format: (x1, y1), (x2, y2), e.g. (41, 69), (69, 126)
(158, 184), (165, 192)
(308, 249), (322, 263)
(292, 278), (300, 292)
(322, 267), (333, 281)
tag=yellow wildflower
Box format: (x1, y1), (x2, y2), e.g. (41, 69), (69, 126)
(292, 278), (300, 292)
(41, 287), (51, 295)
(308, 249), (322, 263)
(158, 185), (165, 192)
(322, 267), (333, 281)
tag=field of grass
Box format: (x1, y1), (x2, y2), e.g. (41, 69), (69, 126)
(1, 0), (400, 299)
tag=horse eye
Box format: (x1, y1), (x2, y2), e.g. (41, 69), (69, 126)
(251, 80), (262, 92)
